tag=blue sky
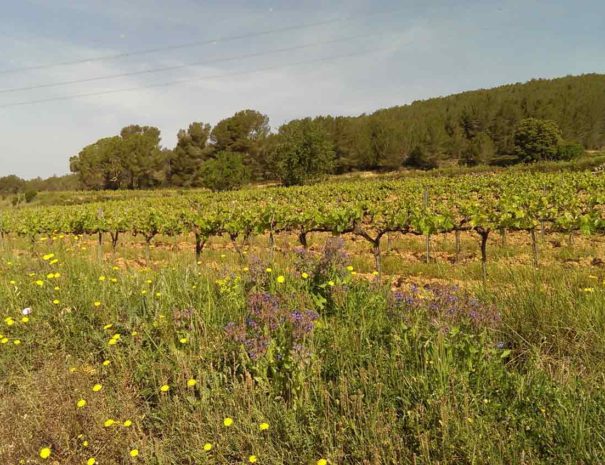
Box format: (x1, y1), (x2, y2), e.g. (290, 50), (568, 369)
(0, 0), (603, 178)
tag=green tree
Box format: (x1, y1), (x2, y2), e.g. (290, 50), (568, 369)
(404, 145), (437, 170)
(210, 110), (269, 179)
(513, 118), (563, 162)
(120, 125), (165, 189)
(168, 122), (211, 187)
(270, 119), (335, 186)
(199, 151), (250, 191)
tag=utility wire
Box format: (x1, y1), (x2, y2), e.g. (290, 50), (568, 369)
(0, 47), (391, 109)
(0, 7), (405, 75)
(0, 32), (380, 94)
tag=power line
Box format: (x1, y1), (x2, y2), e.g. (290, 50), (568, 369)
(0, 47), (390, 109)
(0, 7), (405, 75)
(0, 32), (380, 94)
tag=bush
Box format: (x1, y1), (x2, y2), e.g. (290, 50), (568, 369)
(513, 118), (562, 162)
(556, 142), (584, 160)
(24, 190), (38, 203)
(199, 151), (250, 191)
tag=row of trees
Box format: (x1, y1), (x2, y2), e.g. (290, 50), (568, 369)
(3, 74), (602, 193)
(69, 111), (337, 190)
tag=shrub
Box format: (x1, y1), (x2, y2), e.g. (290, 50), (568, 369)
(199, 151), (250, 191)
(556, 142), (584, 160)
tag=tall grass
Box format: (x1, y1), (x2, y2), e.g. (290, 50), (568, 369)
(0, 235), (604, 464)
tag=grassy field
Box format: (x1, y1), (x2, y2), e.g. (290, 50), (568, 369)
(0, 225), (604, 465)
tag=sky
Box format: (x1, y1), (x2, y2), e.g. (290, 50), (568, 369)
(0, 0), (603, 179)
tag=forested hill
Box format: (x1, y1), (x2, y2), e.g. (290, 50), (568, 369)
(308, 73), (605, 170)
(2, 74), (605, 194)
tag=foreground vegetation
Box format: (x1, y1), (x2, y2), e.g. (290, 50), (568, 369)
(1, 224), (605, 464)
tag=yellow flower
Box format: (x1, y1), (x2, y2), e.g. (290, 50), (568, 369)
(203, 443), (212, 451)
(102, 360), (111, 366)
(35, 280), (44, 286)
(42, 253), (54, 261)
(346, 265), (354, 271)
(103, 324), (113, 330)
(249, 455), (258, 463)
(131, 331), (138, 336)
(103, 418), (115, 427)
(265, 267), (272, 273)
(123, 419), (133, 427)
(87, 458), (96, 465)
(92, 384), (102, 392)
(69, 367), (77, 373)
(0, 338), (8, 344)
(327, 280), (335, 287)
(93, 301), (101, 307)
(223, 417), (234, 427)
(129, 449), (139, 457)
(54, 272), (60, 278)
(108, 338), (118, 346)
(77, 399), (87, 408)
(21, 316), (29, 323)
(49, 259), (59, 265)
(39, 447), (51, 459)
(276, 275), (285, 284)
(160, 384), (170, 392)
(259, 422), (270, 431)
(53, 299), (60, 305)
(583, 287), (595, 293)
(187, 379), (197, 388)
(82, 440), (89, 447)
(301, 272), (309, 279)
(9, 280), (16, 285)
(13, 339), (21, 345)
(317, 460), (328, 465)
(179, 337), (188, 344)
(155, 292), (162, 297)
(98, 276), (106, 281)
(4, 317), (14, 326)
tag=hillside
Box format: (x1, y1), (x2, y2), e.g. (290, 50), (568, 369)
(309, 73), (605, 170)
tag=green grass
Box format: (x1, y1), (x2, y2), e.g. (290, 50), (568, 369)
(0, 233), (604, 464)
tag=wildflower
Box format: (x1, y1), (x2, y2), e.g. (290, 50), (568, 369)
(42, 253), (54, 261)
(276, 275), (285, 284)
(131, 331), (138, 336)
(346, 265), (354, 271)
(102, 360), (111, 366)
(259, 422), (270, 431)
(87, 458), (96, 465)
(103, 419), (115, 427)
(9, 280), (16, 285)
(94, 301), (101, 307)
(372, 271), (379, 276)
(265, 267), (272, 273)
(327, 280), (335, 287)
(123, 420), (132, 427)
(35, 280), (44, 286)
(69, 367), (77, 373)
(223, 417), (234, 427)
(92, 384), (103, 392)
(49, 259), (59, 265)
(582, 288), (595, 293)
(39, 447), (51, 459)
(187, 379), (197, 388)
(317, 460), (328, 465)
(179, 337), (188, 344)
(52, 299), (60, 305)
(77, 399), (87, 408)
(249, 456), (258, 463)
(155, 292), (162, 297)
(301, 272), (309, 279)
(13, 339), (21, 345)
(98, 276), (106, 281)
(160, 384), (170, 392)
(21, 317), (29, 323)
(103, 324), (113, 330)
(21, 307), (31, 315)
(4, 317), (14, 326)
(129, 449), (139, 457)
(1, 338), (8, 344)
(203, 443), (212, 451)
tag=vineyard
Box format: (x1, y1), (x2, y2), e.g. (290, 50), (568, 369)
(2, 171), (604, 273)
(1, 170), (605, 464)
